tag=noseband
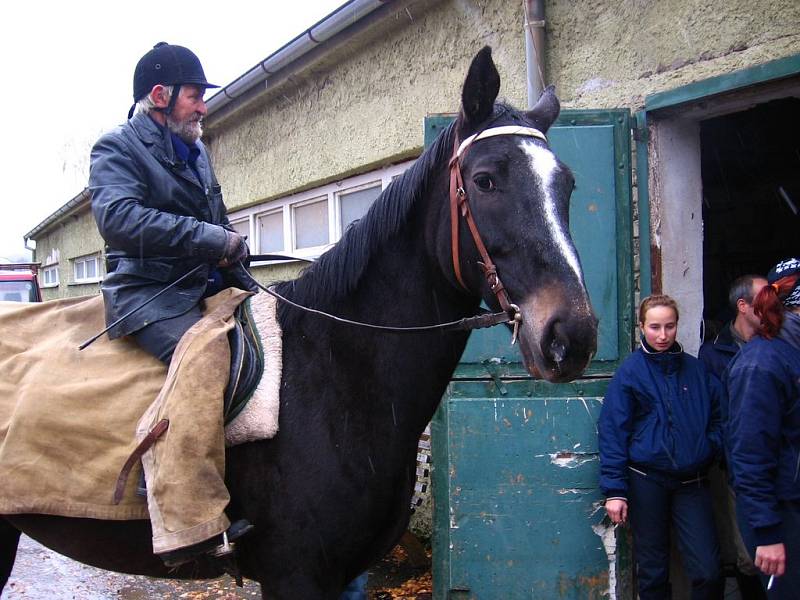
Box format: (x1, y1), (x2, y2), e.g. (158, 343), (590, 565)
(448, 126), (548, 343)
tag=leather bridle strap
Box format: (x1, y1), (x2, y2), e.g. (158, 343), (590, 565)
(448, 125), (547, 332)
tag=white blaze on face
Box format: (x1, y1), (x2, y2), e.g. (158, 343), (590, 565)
(519, 139), (583, 280)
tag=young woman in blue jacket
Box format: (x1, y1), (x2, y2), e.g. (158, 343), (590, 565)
(599, 294), (722, 599)
(725, 258), (800, 598)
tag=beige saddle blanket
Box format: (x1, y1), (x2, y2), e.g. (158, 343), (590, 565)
(0, 287), (282, 520)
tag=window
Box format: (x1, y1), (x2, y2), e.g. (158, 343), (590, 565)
(73, 254), (102, 283)
(293, 198), (329, 250)
(0, 281), (35, 302)
(42, 265), (59, 287)
(227, 160), (413, 260)
(338, 184), (381, 232)
(229, 218), (250, 240)
(257, 211), (284, 253)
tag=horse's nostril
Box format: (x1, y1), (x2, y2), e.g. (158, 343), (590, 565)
(550, 337), (567, 363)
(545, 319), (570, 364)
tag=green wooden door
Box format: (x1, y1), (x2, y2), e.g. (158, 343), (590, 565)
(429, 110), (635, 599)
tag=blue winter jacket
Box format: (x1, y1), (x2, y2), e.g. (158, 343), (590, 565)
(599, 343), (722, 499)
(724, 333), (800, 546)
(698, 322), (740, 385)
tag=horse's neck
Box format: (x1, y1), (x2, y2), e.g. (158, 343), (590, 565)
(282, 227), (476, 438)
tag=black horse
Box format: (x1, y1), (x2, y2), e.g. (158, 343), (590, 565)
(0, 47), (597, 598)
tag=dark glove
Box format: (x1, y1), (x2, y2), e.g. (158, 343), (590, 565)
(220, 230), (249, 267)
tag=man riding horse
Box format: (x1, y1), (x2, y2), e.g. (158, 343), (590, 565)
(89, 42), (257, 566)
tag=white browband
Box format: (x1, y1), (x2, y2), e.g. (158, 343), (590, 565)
(456, 126), (547, 158)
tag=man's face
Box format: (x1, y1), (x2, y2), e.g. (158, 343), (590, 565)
(742, 277), (768, 330)
(166, 84), (208, 144)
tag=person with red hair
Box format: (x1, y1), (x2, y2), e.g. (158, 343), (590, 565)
(725, 258), (800, 597)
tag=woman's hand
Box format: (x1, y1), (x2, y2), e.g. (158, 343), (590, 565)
(755, 543), (785, 576)
(605, 498), (627, 524)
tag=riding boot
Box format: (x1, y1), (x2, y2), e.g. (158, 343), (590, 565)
(159, 518), (254, 567)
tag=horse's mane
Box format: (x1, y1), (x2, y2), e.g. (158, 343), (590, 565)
(274, 119), (458, 318)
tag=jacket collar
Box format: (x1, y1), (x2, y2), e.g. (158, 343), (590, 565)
(128, 112), (208, 190)
(640, 336), (682, 355)
(710, 321), (741, 353)
(129, 112), (176, 165)
(640, 337), (683, 373)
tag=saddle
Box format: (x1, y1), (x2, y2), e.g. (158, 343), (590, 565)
(223, 300), (265, 424)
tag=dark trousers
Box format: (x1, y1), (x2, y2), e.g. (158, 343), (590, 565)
(131, 305), (204, 363)
(339, 572), (368, 600)
(628, 467), (721, 599)
(737, 499), (800, 599)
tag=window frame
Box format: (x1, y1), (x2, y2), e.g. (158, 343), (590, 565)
(42, 264), (59, 287)
(72, 253), (102, 284)
(335, 180), (383, 238)
(228, 160), (414, 262)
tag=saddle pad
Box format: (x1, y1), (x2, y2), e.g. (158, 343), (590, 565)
(224, 291), (282, 445)
(0, 288), (282, 520)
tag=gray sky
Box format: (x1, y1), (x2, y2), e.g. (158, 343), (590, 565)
(0, 0), (345, 262)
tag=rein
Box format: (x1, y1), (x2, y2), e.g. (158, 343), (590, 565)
(449, 125), (548, 343)
(244, 272), (512, 334)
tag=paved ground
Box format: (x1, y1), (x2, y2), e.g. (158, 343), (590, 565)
(1, 535), (259, 599)
(1, 536), (427, 599)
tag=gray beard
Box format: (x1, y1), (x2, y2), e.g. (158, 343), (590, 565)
(166, 115), (202, 144)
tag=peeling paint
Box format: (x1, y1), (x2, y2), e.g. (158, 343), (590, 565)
(549, 451), (599, 468)
(449, 506), (459, 530)
(556, 488), (593, 495)
(591, 520), (618, 600)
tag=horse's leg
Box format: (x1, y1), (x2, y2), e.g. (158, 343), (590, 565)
(0, 518), (21, 590)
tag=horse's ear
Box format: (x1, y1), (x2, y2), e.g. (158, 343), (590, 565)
(460, 46), (500, 129)
(525, 85), (560, 133)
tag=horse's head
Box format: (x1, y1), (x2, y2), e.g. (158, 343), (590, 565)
(445, 47), (597, 383)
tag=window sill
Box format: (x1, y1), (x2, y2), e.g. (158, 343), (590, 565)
(69, 279), (103, 286)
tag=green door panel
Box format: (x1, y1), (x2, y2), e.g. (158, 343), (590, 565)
(432, 380), (634, 599)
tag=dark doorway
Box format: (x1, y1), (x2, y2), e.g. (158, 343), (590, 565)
(701, 96), (800, 336)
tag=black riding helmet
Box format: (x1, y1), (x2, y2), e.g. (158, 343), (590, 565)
(129, 42), (219, 118)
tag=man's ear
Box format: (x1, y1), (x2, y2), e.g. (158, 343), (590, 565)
(150, 85), (170, 109)
(736, 298), (748, 315)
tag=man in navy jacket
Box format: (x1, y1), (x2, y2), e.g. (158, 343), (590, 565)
(699, 274), (767, 386)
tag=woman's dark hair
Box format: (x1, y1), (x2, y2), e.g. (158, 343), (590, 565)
(754, 274), (800, 339)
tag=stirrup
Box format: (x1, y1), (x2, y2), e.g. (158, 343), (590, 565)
(211, 531), (234, 558)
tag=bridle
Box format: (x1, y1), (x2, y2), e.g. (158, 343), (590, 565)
(448, 125), (549, 343)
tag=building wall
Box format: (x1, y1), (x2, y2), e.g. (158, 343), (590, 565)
(34, 205), (104, 301)
(548, 0), (800, 109)
(205, 0), (527, 212)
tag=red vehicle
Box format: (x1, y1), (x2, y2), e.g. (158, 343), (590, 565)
(0, 263), (42, 303)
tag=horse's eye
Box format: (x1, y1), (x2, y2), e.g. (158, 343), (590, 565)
(473, 174), (495, 192)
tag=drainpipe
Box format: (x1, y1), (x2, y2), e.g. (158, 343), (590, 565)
(524, 0), (546, 108)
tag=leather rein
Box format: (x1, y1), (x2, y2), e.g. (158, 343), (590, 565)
(252, 125), (549, 338)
